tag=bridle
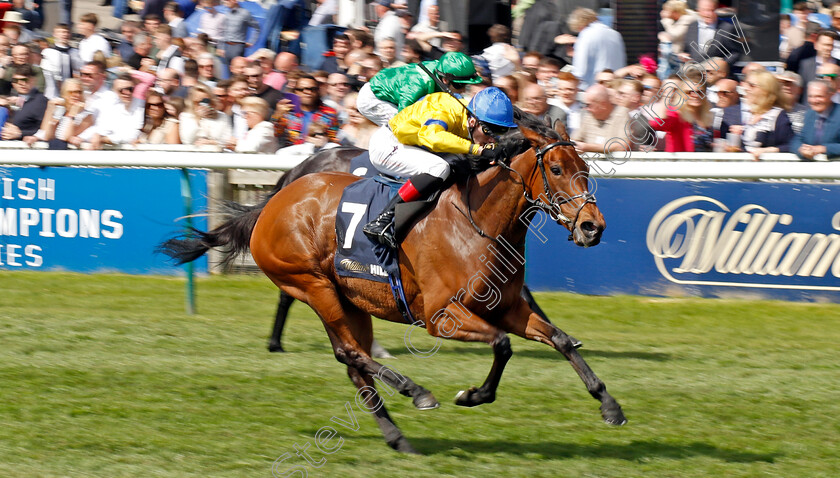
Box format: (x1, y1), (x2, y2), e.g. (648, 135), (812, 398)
(498, 139), (597, 241)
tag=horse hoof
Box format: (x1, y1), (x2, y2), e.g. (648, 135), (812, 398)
(268, 343), (285, 353)
(601, 403), (627, 426)
(455, 387), (491, 407)
(413, 393), (440, 410)
(569, 336), (583, 349)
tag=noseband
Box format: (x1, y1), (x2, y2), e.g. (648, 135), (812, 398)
(501, 140), (597, 240)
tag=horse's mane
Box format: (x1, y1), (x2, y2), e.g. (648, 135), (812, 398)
(494, 107), (564, 160)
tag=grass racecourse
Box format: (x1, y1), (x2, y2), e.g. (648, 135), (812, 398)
(1, 271), (840, 477)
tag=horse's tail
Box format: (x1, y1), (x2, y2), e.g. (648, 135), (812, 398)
(157, 198), (268, 266)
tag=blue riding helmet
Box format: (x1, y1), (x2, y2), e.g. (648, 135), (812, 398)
(467, 86), (517, 129)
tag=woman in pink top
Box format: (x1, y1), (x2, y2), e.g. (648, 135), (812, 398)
(648, 79), (728, 152)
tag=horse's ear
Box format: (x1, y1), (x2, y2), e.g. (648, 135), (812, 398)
(519, 125), (548, 149)
(553, 119), (571, 141)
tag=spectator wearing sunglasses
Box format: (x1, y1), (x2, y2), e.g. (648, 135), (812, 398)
(272, 73), (338, 147)
(89, 74), (145, 149)
(23, 78), (93, 149)
(136, 90), (180, 145)
(0, 64), (47, 141)
(713, 78), (745, 128)
(816, 63), (840, 103)
(243, 63), (283, 114)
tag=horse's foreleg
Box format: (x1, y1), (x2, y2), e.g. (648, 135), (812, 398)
(424, 304), (511, 407)
(503, 299), (627, 426)
(346, 366), (418, 454)
(268, 291), (296, 352)
(520, 284), (582, 348)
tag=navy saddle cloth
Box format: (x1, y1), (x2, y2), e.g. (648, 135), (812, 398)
(334, 152), (445, 283)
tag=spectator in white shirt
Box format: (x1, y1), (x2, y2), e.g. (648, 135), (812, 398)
(232, 96), (278, 153)
(76, 13), (112, 63)
(154, 24), (185, 75)
(481, 24), (519, 81)
(179, 83), (232, 146)
(40, 23), (82, 99)
(79, 60), (120, 140)
(198, 0), (225, 43)
(89, 74), (145, 149)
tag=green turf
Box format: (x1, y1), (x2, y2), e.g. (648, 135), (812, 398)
(1, 271), (839, 477)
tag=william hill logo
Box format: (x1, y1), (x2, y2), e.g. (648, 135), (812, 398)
(647, 196), (840, 291)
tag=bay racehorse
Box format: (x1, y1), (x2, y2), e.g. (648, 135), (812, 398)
(159, 112), (626, 452)
(263, 145), (581, 354)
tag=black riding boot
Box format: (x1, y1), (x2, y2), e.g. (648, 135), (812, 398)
(363, 173), (445, 249)
(363, 194), (403, 248)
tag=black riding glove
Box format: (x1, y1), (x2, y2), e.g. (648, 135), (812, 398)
(469, 144), (496, 172)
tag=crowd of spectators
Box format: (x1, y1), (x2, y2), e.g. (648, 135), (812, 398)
(0, 0), (838, 160)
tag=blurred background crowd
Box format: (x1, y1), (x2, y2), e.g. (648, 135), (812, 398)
(0, 0), (838, 160)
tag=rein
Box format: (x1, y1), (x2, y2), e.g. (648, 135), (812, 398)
(458, 139), (597, 242)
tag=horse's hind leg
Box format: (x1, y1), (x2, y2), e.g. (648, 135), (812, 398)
(310, 285), (439, 412)
(503, 299), (626, 426)
(346, 366), (418, 454)
(520, 285), (582, 348)
(268, 291), (295, 352)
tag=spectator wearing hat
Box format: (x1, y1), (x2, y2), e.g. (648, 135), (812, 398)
(77, 14), (112, 63)
(2, 11), (34, 45)
(0, 64), (47, 140)
(791, 80), (840, 160)
(777, 71), (808, 135)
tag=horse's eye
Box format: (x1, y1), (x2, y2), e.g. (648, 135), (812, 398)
(550, 165), (562, 176)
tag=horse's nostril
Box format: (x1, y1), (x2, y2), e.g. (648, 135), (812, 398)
(580, 221), (602, 237)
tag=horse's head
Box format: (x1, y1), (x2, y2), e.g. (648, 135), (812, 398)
(504, 112), (605, 247)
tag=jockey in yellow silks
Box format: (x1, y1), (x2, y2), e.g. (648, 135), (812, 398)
(363, 87), (517, 248)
